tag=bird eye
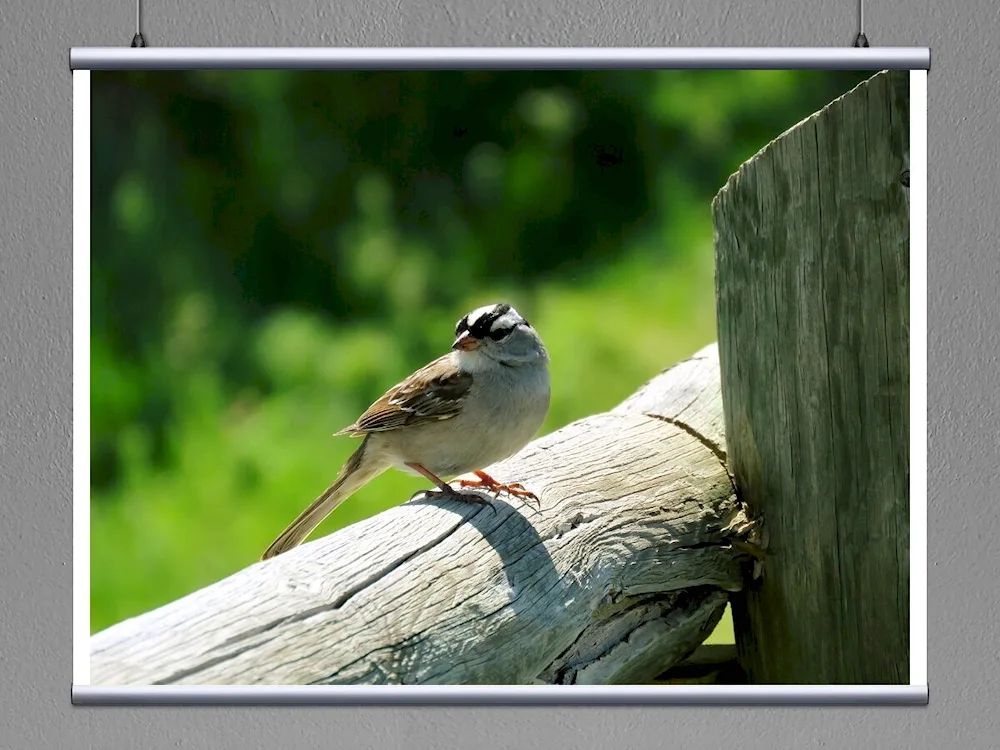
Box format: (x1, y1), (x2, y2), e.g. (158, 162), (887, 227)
(488, 326), (511, 341)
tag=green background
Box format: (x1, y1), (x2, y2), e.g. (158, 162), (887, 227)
(90, 69), (872, 643)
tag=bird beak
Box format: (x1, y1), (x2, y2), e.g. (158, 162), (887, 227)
(452, 331), (480, 351)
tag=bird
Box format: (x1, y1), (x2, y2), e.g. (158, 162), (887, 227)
(260, 302), (551, 560)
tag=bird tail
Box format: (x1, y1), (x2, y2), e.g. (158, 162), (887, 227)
(260, 435), (382, 561)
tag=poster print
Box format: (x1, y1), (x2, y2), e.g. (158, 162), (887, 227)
(71, 57), (926, 699)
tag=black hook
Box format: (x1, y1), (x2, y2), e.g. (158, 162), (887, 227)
(853, 32), (870, 48)
(131, 32), (146, 48)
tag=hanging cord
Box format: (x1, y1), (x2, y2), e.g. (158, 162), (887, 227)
(853, 0), (869, 47)
(131, 0), (146, 47)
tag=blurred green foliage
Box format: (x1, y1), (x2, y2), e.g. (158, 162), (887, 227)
(90, 69), (872, 640)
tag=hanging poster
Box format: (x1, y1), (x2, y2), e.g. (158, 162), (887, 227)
(71, 47), (929, 703)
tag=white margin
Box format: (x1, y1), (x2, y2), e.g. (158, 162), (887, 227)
(72, 62), (929, 700)
(72, 69), (92, 687)
(909, 69), (928, 689)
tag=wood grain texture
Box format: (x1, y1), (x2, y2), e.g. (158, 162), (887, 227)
(713, 70), (910, 684)
(90, 344), (758, 686)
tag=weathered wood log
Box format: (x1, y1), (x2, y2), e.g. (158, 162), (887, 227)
(713, 70), (910, 683)
(90, 343), (758, 686)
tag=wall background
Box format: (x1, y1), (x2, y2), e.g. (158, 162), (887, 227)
(1, 0), (995, 747)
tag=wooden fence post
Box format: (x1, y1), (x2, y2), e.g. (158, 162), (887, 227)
(713, 70), (910, 684)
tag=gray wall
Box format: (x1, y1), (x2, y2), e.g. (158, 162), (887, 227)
(2, 0), (995, 747)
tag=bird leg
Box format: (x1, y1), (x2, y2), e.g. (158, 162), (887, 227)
(406, 462), (493, 509)
(455, 470), (540, 508)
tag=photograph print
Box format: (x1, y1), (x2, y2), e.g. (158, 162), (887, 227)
(76, 64), (917, 690)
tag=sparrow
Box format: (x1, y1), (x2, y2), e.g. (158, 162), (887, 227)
(260, 302), (551, 560)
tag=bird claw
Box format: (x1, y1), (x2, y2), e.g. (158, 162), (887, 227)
(454, 471), (541, 511)
(442, 484), (498, 514)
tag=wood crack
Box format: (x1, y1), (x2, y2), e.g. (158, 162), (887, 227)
(644, 412), (728, 466)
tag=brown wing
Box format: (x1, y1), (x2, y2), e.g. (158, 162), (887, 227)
(335, 354), (473, 436)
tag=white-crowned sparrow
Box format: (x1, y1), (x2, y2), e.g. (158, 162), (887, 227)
(261, 302), (551, 560)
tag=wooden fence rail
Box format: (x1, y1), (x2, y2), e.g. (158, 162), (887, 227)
(90, 343), (759, 686)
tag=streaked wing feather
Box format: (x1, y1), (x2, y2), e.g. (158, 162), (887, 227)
(336, 355), (472, 435)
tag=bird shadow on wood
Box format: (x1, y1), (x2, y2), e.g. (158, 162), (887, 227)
(404, 488), (563, 622)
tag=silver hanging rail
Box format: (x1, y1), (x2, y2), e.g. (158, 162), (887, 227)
(73, 684), (930, 706)
(69, 46), (930, 71)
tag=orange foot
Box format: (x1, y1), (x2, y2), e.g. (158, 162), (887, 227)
(455, 470), (541, 508)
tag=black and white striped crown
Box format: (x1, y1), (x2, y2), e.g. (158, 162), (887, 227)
(455, 303), (529, 341)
